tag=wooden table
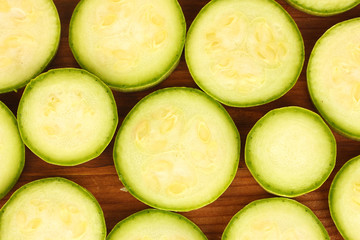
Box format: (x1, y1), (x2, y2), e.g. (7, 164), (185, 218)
(1, 0), (359, 239)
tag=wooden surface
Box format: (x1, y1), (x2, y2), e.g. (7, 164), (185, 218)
(1, 0), (360, 239)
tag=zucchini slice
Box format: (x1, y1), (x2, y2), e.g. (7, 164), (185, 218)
(0, 101), (24, 200)
(245, 106), (336, 197)
(0, 177), (106, 240)
(329, 155), (360, 240)
(69, 0), (186, 92)
(107, 209), (207, 240)
(17, 68), (118, 166)
(285, 0), (360, 16)
(308, 18), (360, 140)
(0, 0), (60, 93)
(222, 198), (329, 239)
(113, 87), (240, 211)
(185, 0), (304, 107)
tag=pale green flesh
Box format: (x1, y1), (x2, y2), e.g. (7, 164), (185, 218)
(329, 155), (360, 240)
(0, 177), (106, 240)
(0, 101), (24, 199)
(245, 107), (336, 197)
(107, 209), (207, 240)
(69, 0), (186, 91)
(308, 18), (360, 140)
(185, 0), (304, 107)
(222, 198), (329, 239)
(114, 87), (240, 211)
(18, 68), (118, 166)
(0, 0), (60, 93)
(285, 0), (360, 16)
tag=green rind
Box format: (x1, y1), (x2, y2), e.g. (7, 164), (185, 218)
(107, 209), (208, 240)
(113, 87), (240, 211)
(285, 0), (360, 16)
(329, 155), (360, 240)
(107, 57), (181, 92)
(185, 0), (305, 107)
(307, 18), (360, 141)
(17, 68), (118, 166)
(245, 106), (336, 197)
(0, 101), (25, 200)
(0, 0), (61, 94)
(222, 198), (330, 239)
(0, 177), (106, 240)
(69, 0), (186, 92)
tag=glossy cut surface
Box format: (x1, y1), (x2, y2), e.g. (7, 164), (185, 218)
(0, 1), (359, 239)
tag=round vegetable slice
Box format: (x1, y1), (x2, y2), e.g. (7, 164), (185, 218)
(0, 0), (60, 93)
(17, 68), (118, 166)
(308, 18), (360, 140)
(0, 101), (24, 200)
(0, 177), (106, 240)
(245, 106), (336, 197)
(285, 0), (360, 16)
(69, 0), (186, 92)
(113, 87), (240, 211)
(107, 209), (207, 240)
(222, 198), (329, 239)
(329, 155), (360, 240)
(185, 0), (304, 107)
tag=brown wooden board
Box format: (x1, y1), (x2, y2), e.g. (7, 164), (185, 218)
(1, 0), (360, 239)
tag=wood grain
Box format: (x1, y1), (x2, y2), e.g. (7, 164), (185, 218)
(1, 0), (360, 239)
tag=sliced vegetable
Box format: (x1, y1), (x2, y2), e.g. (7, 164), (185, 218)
(185, 0), (304, 107)
(113, 87), (240, 211)
(222, 198), (330, 239)
(0, 101), (24, 200)
(285, 0), (360, 16)
(107, 209), (207, 240)
(308, 18), (360, 140)
(17, 68), (118, 166)
(329, 155), (360, 240)
(69, 0), (186, 91)
(0, 177), (106, 240)
(0, 0), (60, 93)
(245, 106), (336, 197)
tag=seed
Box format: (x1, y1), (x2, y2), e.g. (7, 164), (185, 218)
(198, 121), (211, 142)
(136, 121), (149, 142)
